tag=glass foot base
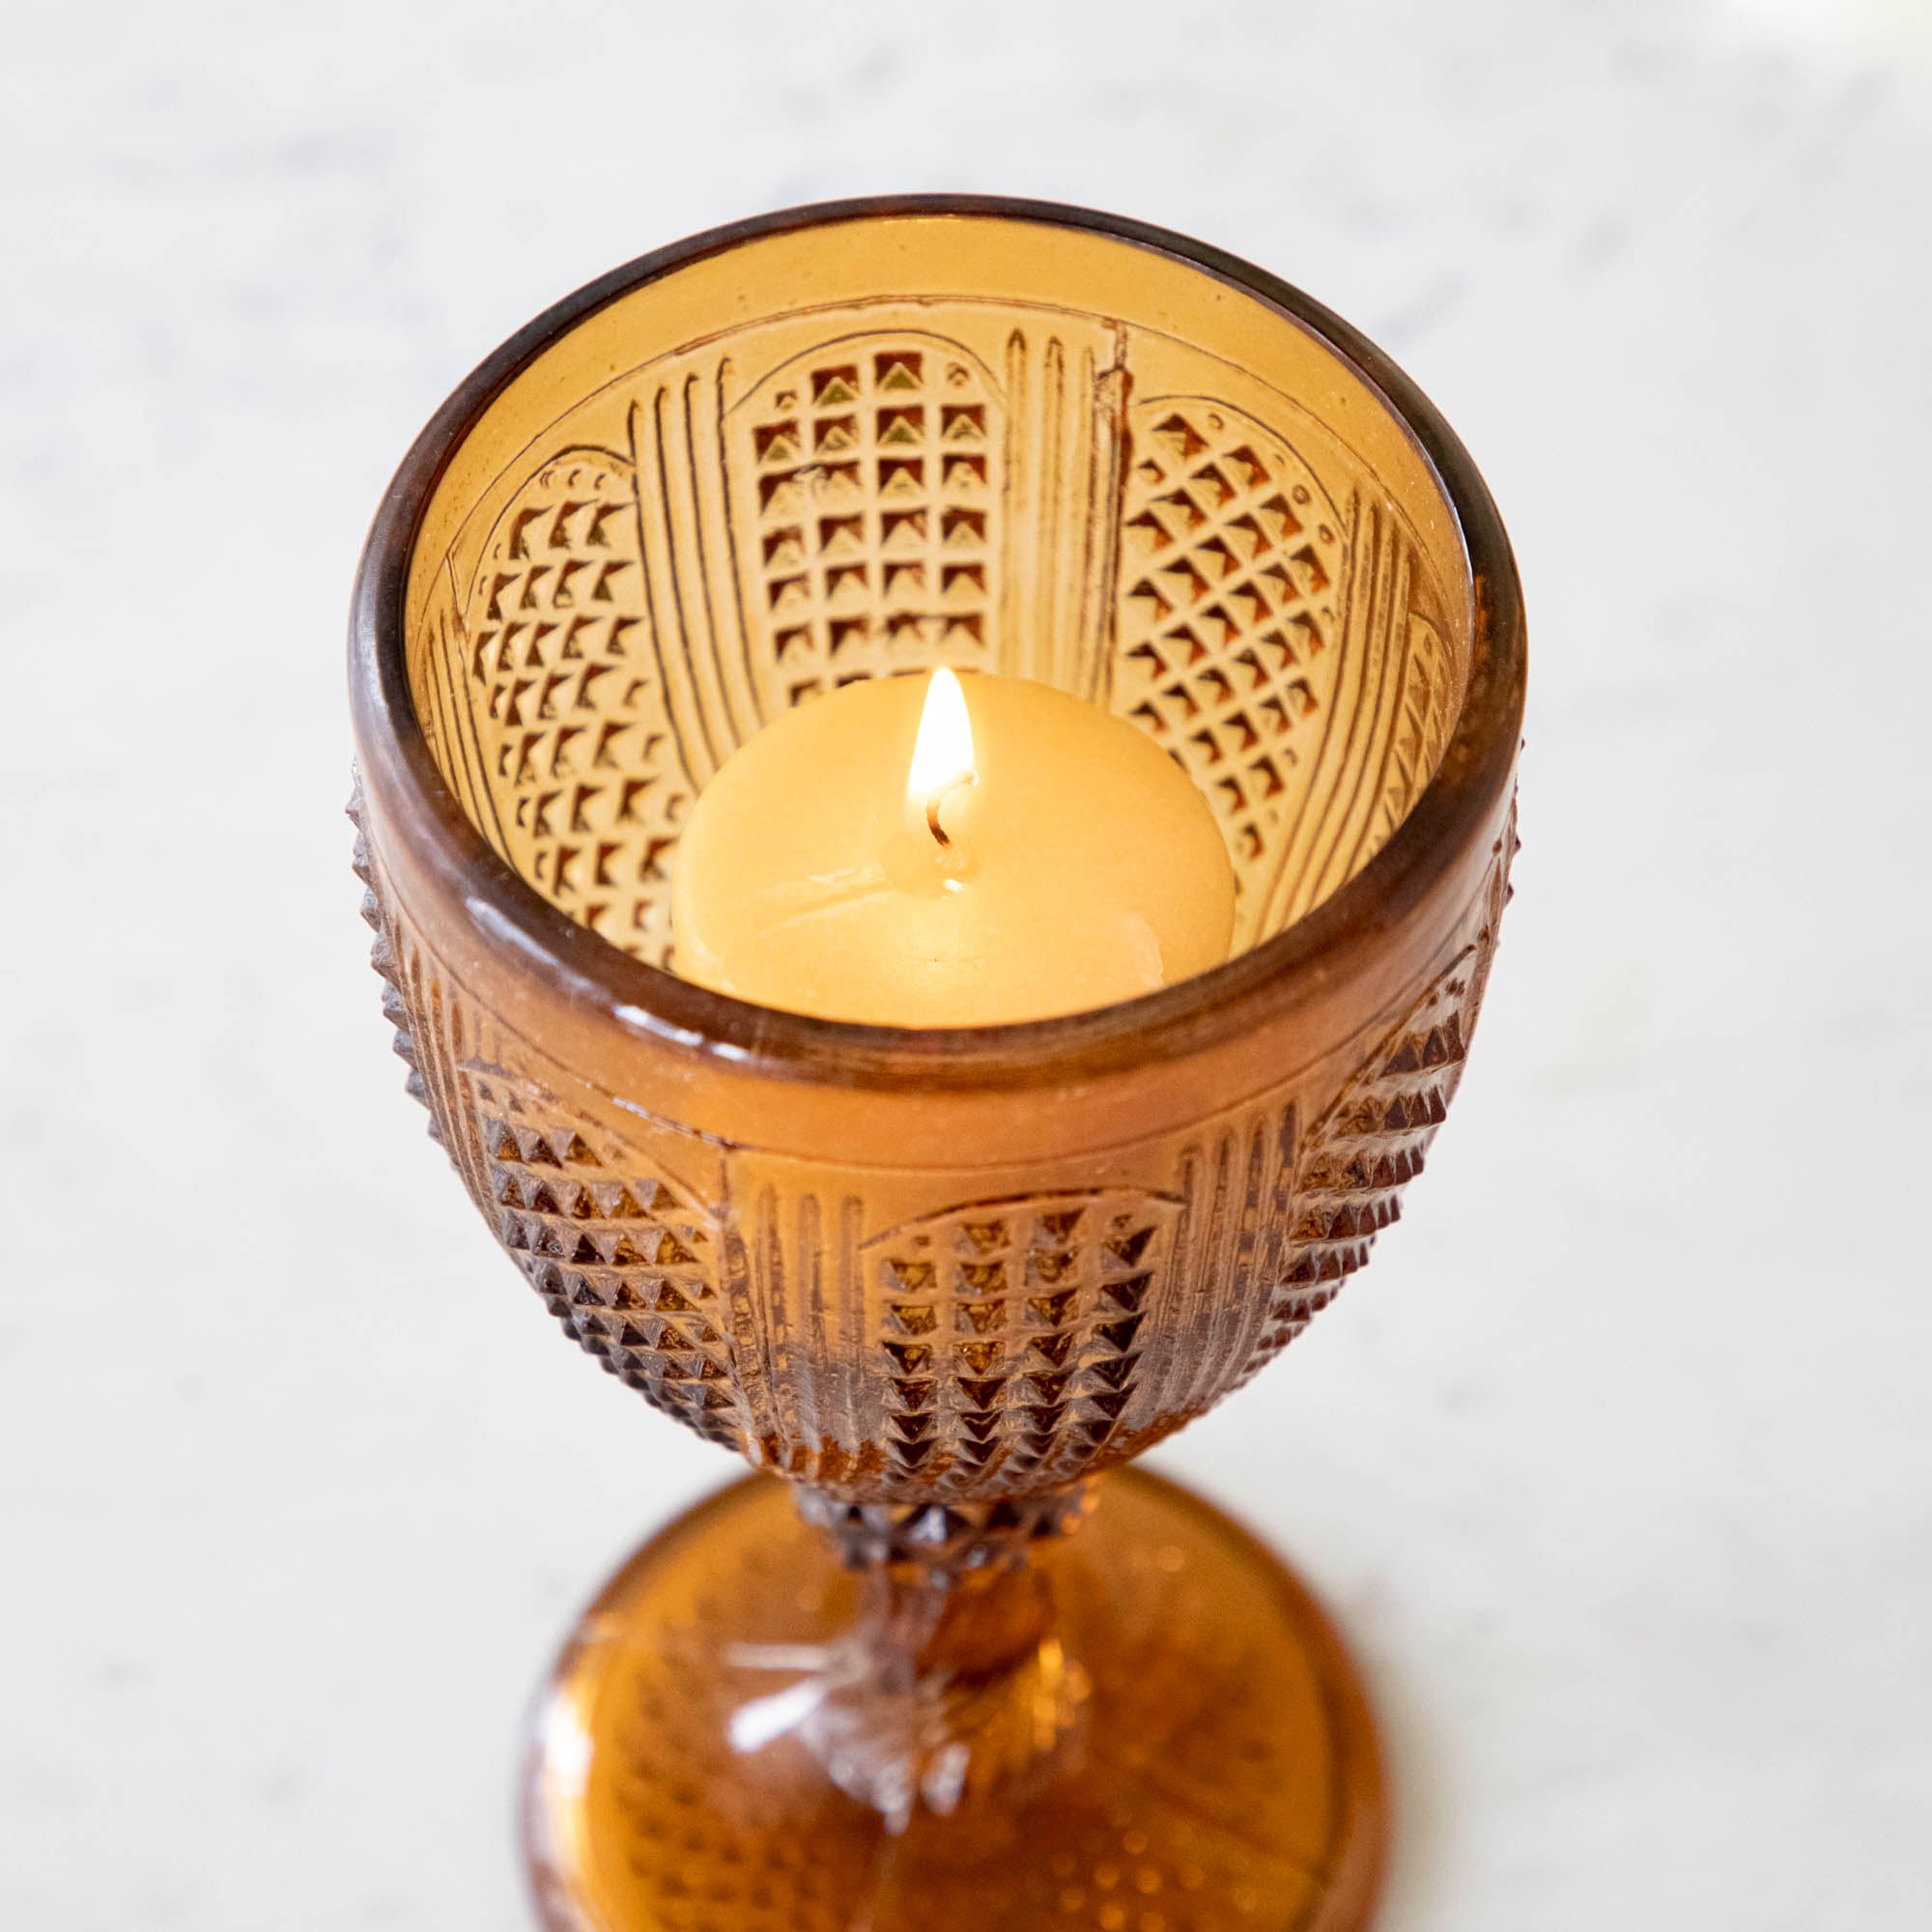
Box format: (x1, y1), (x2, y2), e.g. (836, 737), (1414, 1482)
(524, 1468), (1385, 1931)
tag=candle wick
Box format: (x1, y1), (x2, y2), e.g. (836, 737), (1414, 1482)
(923, 772), (976, 849)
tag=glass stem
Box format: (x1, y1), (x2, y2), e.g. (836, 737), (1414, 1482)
(735, 1486), (1093, 1831)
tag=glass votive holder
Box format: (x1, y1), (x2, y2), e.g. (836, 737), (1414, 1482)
(349, 196), (1524, 1932)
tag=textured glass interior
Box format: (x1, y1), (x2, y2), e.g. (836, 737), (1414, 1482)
(404, 214), (1470, 972)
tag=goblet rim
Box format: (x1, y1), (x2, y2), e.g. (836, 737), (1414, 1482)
(349, 193), (1525, 1094)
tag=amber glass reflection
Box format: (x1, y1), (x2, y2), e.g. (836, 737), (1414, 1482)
(349, 197), (1524, 1932)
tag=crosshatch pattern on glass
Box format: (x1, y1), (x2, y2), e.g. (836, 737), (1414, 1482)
(733, 337), (1003, 704)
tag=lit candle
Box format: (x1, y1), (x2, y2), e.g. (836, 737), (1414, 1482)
(670, 670), (1236, 1027)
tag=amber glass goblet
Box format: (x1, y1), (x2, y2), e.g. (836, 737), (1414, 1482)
(349, 197), (1524, 1932)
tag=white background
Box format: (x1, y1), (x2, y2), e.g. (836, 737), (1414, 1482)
(4, 2), (1929, 1926)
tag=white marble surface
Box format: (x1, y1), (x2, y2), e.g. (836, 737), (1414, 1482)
(5, 2), (1930, 1925)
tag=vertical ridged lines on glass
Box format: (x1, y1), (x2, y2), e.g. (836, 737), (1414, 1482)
(999, 324), (1127, 694)
(1073, 338), (1131, 702)
(412, 564), (509, 877)
(625, 372), (761, 781)
(1110, 398), (1350, 950)
(1264, 496), (1460, 932)
(744, 1182), (803, 1476)
(715, 1211), (783, 1474)
(834, 1194), (867, 1475)
(1151, 1102), (1297, 1428)
(725, 332), (1005, 709)
(1357, 608), (1457, 872)
(742, 1184), (879, 1490)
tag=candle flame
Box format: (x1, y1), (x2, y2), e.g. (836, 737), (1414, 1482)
(906, 668), (975, 816)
